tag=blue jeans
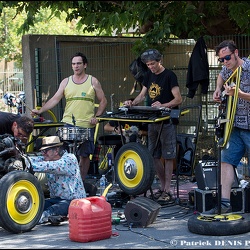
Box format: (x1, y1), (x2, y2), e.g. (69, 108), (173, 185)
(221, 127), (250, 167)
(44, 197), (71, 216)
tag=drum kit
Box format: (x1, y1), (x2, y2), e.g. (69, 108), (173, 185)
(57, 127), (91, 154)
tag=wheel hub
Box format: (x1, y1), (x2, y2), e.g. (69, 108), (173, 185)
(15, 191), (32, 213)
(124, 158), (137, 179)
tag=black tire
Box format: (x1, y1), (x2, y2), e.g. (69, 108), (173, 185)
(0, 171), (45, 233)
(114, 142), (155, 195)
(188, 214), (250, 236)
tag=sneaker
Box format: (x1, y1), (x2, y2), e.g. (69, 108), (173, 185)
(48, 215), (65, 226)
(38, 210), (51, 224)
(201, 205), (232, 217)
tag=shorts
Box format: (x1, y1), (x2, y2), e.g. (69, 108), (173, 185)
(221, 127), (250, 167)
(148, 123), (177, 159)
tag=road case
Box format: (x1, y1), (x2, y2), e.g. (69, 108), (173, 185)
(194, 188), (244, 213)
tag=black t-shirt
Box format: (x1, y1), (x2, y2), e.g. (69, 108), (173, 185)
(143, 68), (179, 106)
(0, 111), (20, 136)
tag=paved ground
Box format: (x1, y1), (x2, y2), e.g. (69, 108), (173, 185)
(1, 176), (250, 249)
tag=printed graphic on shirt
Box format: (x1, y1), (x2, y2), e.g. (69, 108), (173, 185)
(235, 115), (248, 127)
(149, 83), (161, 100)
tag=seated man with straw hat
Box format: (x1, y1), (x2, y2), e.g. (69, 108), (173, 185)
(27, 135), (86, 225)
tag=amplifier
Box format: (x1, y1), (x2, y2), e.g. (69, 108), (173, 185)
(195, 160), (239, 190)
(244, 185), (250, 213)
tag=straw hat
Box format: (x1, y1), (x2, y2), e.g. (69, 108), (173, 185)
(39, 136), (63, 151)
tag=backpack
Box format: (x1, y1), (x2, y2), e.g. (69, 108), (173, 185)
(129, 57), (149, 94)
(129, 56), (149, 84)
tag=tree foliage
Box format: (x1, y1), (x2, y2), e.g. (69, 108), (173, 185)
(1, 1), (250, 58)
(0, 4), (93, 67)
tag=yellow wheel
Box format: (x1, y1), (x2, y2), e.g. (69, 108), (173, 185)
(188, 213), (250, 235)
(114, 142), (155, 195)
(0, 171), (44, 233)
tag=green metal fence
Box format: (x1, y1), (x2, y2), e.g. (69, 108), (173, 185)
(2, 34), (250, 174)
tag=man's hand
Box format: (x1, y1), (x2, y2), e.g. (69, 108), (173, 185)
(213, 89), (222, 102)
(30, 109), (40, 117)
(151, 101), (162, 108)
(90, 117), (98, 125)
(123, 100), (133, 106)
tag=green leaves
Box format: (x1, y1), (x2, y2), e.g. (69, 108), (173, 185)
(0, 1), (250, 61)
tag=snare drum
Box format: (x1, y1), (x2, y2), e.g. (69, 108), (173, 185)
(57, 127), (90, 142)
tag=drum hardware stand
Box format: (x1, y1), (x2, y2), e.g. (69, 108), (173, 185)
(110, 93), (114, 113)
(216, 141), (223, 214)
(169, 109), (182, 204)
(105, 145), (119, 188)
(71, 114), (78, 155)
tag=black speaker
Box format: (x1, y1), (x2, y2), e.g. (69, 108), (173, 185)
(124, 197), (161, 227)
(244, 184), (250, 213)
(195, 160), (239, 190)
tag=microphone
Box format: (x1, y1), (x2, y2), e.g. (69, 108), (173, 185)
(72, 114), (76, 126)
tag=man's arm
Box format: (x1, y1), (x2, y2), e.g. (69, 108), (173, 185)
(29, 154), (78, 175)
(166, 86), (182, 108)
(124, 86), (147, 106)
(213, 74), (224, 102)
(31, 78), (67, 116)
(92, 77), (107, 117)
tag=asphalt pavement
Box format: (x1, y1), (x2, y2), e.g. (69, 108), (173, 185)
(1, 176), (250, 249)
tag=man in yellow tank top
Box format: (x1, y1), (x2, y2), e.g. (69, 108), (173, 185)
(31, 52), (107, 183)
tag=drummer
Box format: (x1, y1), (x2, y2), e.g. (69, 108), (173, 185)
(31, 52), (107, 182)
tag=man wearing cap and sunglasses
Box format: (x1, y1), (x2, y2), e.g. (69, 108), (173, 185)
(124, 49), (182, 203)
(202, 40), (250, 216)
(27, 135), (86, 225)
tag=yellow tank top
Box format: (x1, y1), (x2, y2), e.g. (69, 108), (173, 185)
(62, 75), (95, 128)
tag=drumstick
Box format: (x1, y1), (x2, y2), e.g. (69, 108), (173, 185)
(22, 102), (33, 112)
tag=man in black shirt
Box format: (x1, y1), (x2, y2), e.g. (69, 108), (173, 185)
(124, 49), (182, 203)
(0, 111), (34, 143)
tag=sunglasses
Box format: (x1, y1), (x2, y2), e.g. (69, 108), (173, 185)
(41, 148), (54, 154)
(218, 53), (234, 63)
(141, 50), (155, 56)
